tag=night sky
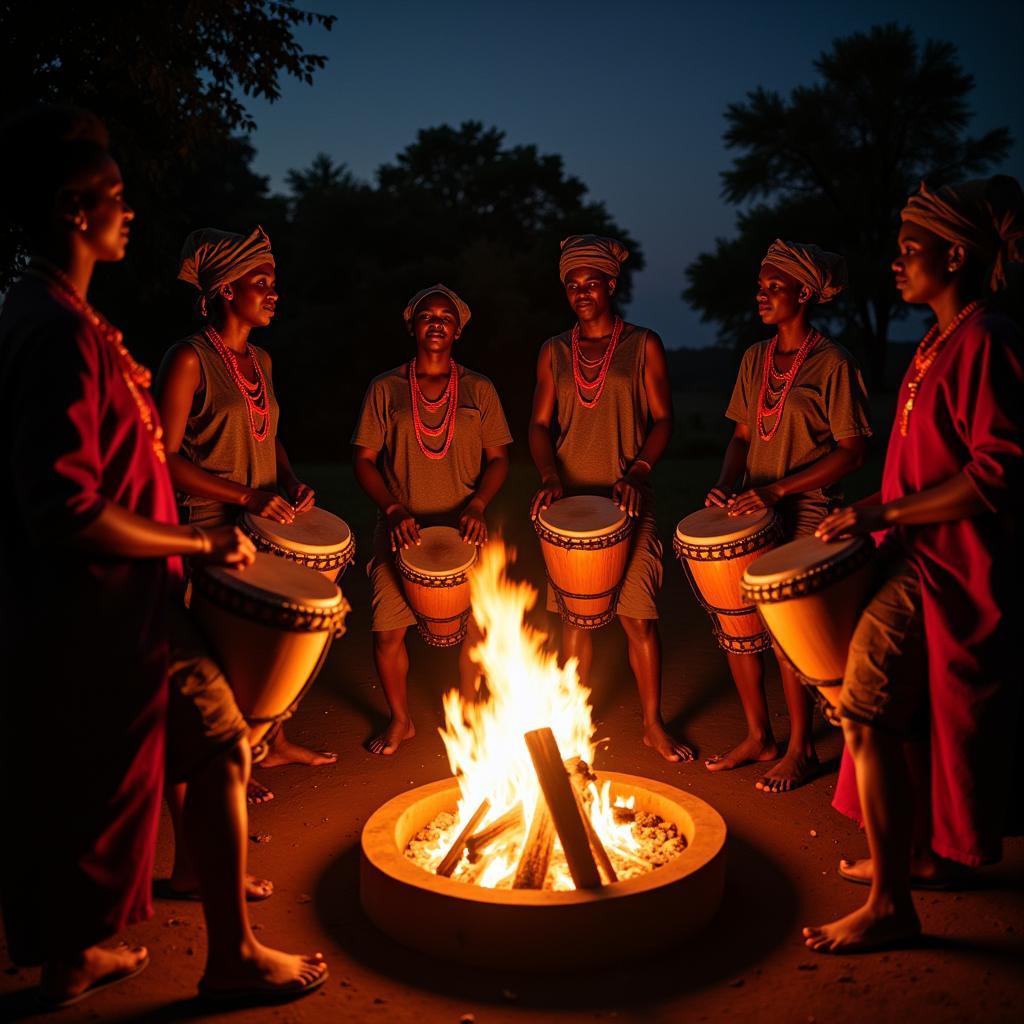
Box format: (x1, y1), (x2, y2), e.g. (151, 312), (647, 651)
(248, 0), (1024, 348)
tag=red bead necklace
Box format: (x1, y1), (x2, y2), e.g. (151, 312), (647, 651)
(26, 261), (166, 463)
(756, 328), (821, 442)
(409, 359), (458, 459)
(204, 325), (270, 442)
(571, 316), (623, 408)
(899, 300), (981, 436)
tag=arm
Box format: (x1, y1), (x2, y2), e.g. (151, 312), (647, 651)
(275, 438), (314, 513)
(706, 422), (751, 507)
(613, 331), (674, 517)
(528, 341), (563, 518)
(155, 343), (295, 524)
(460, 445), (511, 544)
(352, 444), (420, 551)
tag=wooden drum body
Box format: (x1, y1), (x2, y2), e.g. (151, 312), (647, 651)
(673, 508), (781, 654)
(191, 553), (349, 760)
(741, 536), (874, 684)
(397, 527), (477, 648)
(535, 496), (633, 630)
(241, 506), (356, 581)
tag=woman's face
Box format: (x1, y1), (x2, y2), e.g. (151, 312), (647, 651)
(223, 263), (278, 328)
(73, 157), (134, 262)
(756, 266), (807, 325)
(892, 223), (954, 305)
(412, 295), (461, 352)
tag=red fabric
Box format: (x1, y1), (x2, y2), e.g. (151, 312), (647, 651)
(0, 275), (182, 963)
(833, 308), (1023, 866)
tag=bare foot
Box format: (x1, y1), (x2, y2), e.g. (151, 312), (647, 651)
(200, 943), (328, 1002)
(247, 778), (274, 806)
(369, 718), (416, 756)
(643, 721), (693, 762)
(705, 734), (779, 773)
(259, 733), (337, 769)
(40, 944), (149, 1007)
(803, 900), (921, 953)
(839, 853), (959, 889)
(756, 747), (819, 793)
(166, 873), (274, 902)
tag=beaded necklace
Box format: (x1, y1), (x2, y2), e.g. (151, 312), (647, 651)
(756, 328), (821, 442)
(204, 324), (270, 442)
(899, 300), (981, 436)
(408, 359), (458, 460)
(571, 316), (623, 408)
(26, 261), (166, 463)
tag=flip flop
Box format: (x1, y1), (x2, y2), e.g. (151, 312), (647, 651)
(154, 878), (274, 902)
(837, 863), (952, 890)
(40, 953), (149, 1009)
(198, 965), (329, 1005)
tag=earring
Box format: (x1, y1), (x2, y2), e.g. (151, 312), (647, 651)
(74, 215), (86, 231)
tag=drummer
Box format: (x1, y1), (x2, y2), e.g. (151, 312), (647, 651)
(529, 234), (691, 762)
(157, 226), (334, 803)
(352, 285), (511, 755)
(704, 240), (871, 792)
(805, 177), (1023, 953)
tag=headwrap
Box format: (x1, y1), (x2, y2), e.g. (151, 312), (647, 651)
(402, 284), (472, 332)
(761, 239), (847, 304)
(178, 225), (275, 316)
(900, 176), (1023, 291)
(558, 234), (629, 282)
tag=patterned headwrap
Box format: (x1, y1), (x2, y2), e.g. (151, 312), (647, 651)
(178, 225), (275, 317)
(761, 239), (847, 304)
(558, 234), (629, 282)
(403, 284), (472, 332)
(900, 176), (1023, 291)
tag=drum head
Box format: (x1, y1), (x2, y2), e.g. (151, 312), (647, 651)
(538, 495), (627, 539)
(675, 506), (774, 546)
(399, 526), (477, 577)
(202, 552), (342, 610)
(743, 535), (865, 587)
(242, 506), (352, 556)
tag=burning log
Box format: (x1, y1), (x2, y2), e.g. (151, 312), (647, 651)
(512, 794), (555, 889)
(465, 804), (525, 862)
(436, 797), (490, 877)
(524, 728), (601, 889)
(565, 757), (618, 885)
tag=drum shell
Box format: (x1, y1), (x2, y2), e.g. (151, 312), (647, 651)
(680, 542), (774, 642)
(399, 574), (472, 646)
(539, 534), (631, 627)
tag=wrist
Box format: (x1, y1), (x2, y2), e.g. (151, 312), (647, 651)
(629, 458), (653, 480)
(240, 488), (255, 509)
(191, 525), (212, 555)
(880, 502), (900, 526)
(384, 502), (404, 517)
(541, 472), (561, 486)
(769, 481), (788, 501)
(466, 497), (485, 514)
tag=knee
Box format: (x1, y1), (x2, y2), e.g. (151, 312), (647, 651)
(619, 615), (654, 641)
(841, 716), (871, 754)
(374, 628), (406, 652)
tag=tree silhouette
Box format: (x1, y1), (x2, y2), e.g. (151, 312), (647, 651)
(684, 23), (1012, 383)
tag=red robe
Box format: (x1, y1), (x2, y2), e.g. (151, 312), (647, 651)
(0, 274), (182, 963)
(833, 308), (1023, 866)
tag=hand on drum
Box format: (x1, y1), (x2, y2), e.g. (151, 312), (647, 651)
(530, 477), (563, 520)
(200, 526), (256, 567)
(459, 500), (488, 546)
(246, 489), (296, 525)
(289, 482), (316, 514)
(387, 505), (421, 551)
(705, 486), (732, 508)
(726, 484), (782, 516)
(612, 474), (644, 518)
(815, 503), (886, 542)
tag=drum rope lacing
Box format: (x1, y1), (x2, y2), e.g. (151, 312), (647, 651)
(533, 518), (634, 551)
(756, 328), (821, 442)
(204, 324), (271, 443)
(571, 316), (623, 408)
(240, 523), (356, 574)
(740, 538), (873, 604)
(671, 518), (782, 562)
(408, 359), (459, 459)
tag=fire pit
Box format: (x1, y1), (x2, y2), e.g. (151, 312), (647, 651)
(358, 542), (727, 969)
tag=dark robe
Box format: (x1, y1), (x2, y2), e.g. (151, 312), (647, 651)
(834, 308), (1023, 866)
(0, 274), (182, 963)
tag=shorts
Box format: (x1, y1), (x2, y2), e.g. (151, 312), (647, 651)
(367, 524), (420, 633)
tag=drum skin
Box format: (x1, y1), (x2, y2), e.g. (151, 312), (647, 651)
(673, 508), (779, 652)
(397, 527), (476, 647)
(742, 536), (874, 683)
(190, 554), (346, 752)
(535, 496), (633, 630)
(241, 506), (355, 582)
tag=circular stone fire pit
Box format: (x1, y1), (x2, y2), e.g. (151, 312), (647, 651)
(360, 772), (726, 970)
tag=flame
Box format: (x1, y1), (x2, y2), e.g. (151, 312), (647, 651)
(423, 540), (639, 889)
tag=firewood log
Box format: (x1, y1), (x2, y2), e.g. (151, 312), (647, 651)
(465, 804), (524, 862)
(512, 793), (555, 889)
(436, 797), (490, 877)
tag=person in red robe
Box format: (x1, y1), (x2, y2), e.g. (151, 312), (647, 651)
(803, 175), (1023, 953)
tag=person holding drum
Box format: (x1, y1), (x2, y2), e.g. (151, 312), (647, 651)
(529, 234), (691, 763)
(352, 285), (511, 756)
(702, 240), (871, 792)
(0, 107), (325, 1006)
(157, 226), (335, 803)
(804, 177), (1023, 953)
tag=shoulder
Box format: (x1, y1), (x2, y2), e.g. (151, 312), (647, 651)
(458, 366), (501, 398)
(165, 335), (204, 368)
(545, 330), (572, 349)
(958, 308), (1022, 350)
(365, 364), (406, 394)
(811, 336), (862, 372)
(740, 339), (770, 366)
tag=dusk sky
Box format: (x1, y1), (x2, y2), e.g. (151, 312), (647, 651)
(248, 1), (1023, 348)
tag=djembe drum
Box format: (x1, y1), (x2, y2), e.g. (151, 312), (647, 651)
(673, 507), (781, 653)
(534, 496), (634, 630)
(741, 535), (874, 684)
(241, 505), (356, 581)
(397, 526), (477, 647)
(190, 553), (350, 760)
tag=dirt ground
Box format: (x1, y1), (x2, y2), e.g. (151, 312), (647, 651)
(2, 461), (1021, 1023)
